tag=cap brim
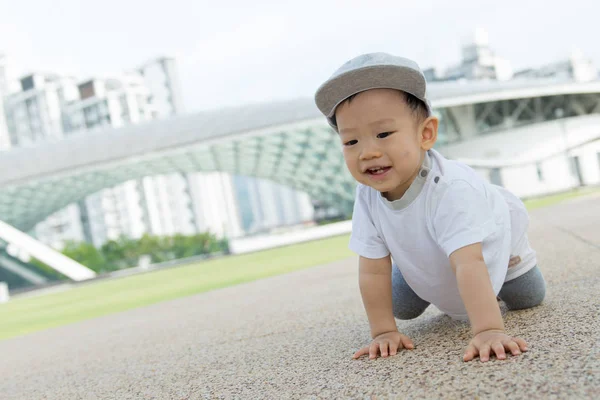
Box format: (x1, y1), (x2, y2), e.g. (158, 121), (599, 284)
(315, 64), (431, 127)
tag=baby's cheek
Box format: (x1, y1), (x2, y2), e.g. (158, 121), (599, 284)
(395, 149), (418, 168)
(399, 150), (411, 159)
(344, 158), (361, 178)
(342, 154), (354, 169)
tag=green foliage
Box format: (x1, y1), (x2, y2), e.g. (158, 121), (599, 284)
(62, 241), (106, 272)
(61, 232), (228, 273)
(28, 258), (68, 280)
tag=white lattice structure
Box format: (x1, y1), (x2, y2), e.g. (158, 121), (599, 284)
(2, 79), (600, 231)
(1, 79), (600, 286)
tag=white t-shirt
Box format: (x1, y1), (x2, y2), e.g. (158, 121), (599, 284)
(349, 149), (537, 320)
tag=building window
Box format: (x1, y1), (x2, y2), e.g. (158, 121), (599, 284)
(570, 156), (584, 186)
(79, 80), (96, 100)
(20, 75), (35, 91)
(536, 163), (544, 181)
(489, 168), (503, 187)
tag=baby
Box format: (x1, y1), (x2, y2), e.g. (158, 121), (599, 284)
(314, 53), (546, 362)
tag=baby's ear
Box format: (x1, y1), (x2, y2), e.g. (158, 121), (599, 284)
(420, 117), (439, 150)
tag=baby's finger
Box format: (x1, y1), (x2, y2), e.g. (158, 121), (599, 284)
(513, 337), (529, 352)
(503, 340), (521, 356)
(479, 344), (491, 362)
(389, 342), (398, 356)
(369, 342), (380, 360)
(380, 341), (389, 357)
(400, 335), (414, 350)
(492, 342), (506, 360)
(352, 346), (369, 359)
(463, 344), (477, 362)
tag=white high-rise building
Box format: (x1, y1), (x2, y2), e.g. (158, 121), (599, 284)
(2, 72), (83, 248)
(4, 73), (78, 147)
(137, 58), (204, 237)
(188, 172), (243, 238)
(36, 75), (154, 247)
(61, 74), (198, 247)
(137, 58), (243, 239)
(137, 57), (245, 239)
(233, 176), (314, 234)
(63, 74), (152, 132)
(138, 57), (185, 118)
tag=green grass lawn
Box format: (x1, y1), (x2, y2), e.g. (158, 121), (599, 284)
(1, 186), (598, 342)
(523, 186), (599, 210)
(0, 234), (353, 341)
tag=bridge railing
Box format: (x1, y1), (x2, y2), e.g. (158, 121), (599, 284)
(0, 220), (96, 293)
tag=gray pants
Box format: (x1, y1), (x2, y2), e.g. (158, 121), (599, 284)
(392, 264), (547, 320)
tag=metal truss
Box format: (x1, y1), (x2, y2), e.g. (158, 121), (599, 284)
(0, 123), (357, 232)
(441, 93), (600, 142)
(2, 90), (600, 232)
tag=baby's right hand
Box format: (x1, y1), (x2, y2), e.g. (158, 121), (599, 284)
(352, 331), (415, 360)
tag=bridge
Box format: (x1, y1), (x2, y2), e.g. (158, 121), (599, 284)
(3, 78), (600, 231)
(1, 78), (600, 289)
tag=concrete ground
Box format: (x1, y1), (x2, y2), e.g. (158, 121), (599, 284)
(1, 195), (599, 399)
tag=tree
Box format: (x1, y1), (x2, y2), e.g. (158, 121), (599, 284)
(61, 241), (106, 272)
(57, 232), (229, 272)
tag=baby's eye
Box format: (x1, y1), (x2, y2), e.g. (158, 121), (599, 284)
(344, 140), (358, 146)
(377, 132), (393, 139)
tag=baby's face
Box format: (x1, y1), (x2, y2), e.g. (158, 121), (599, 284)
(335, 89), (433, 201)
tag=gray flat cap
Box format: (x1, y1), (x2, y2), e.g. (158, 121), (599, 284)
(314, 52), (432, 130)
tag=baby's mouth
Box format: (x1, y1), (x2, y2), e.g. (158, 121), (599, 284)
(366, 166), (391, 175)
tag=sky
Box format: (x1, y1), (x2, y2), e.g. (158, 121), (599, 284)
(0, 0), (598, 113)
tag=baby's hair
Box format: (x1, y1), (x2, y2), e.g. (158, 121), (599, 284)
(332, 90), (429, 127)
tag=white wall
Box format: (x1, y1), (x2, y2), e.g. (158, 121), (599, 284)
(572, 140), (600, 184)
(470, 141), (600, 198)
(442, 115), (600, 198)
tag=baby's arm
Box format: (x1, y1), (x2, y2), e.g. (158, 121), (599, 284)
(450, 243), (528, 362)
(352, 255), (414, 360)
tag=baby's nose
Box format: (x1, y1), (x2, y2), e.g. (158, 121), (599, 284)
(360, 147), (383, 160)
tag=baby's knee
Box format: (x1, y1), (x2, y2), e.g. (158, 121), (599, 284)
(506, 280), (546, 310)
(532, 280), (546, 305)
(393, 305), (427, 320)
(524, 281), (546, 308)
(501, 266), (547, 310)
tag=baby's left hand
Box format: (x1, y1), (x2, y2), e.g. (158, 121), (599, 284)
(463, 329), (528, 362)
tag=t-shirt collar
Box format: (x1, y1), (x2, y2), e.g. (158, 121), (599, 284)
(380, 151), (432, 211)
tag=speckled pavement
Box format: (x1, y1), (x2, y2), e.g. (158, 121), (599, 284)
(1, 195), (599, 399)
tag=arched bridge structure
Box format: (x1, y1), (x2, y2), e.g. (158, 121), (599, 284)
(2, 78), (600, 233)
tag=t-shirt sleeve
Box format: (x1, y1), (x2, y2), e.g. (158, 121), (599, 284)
(433, 180), (497, 257)
(348, 187), (390, 259)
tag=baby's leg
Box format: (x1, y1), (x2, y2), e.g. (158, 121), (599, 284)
(392, 263), (430, 320)
(498, 266), (546, 310)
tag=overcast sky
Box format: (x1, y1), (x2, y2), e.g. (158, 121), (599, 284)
(0, 0), (598, 112)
